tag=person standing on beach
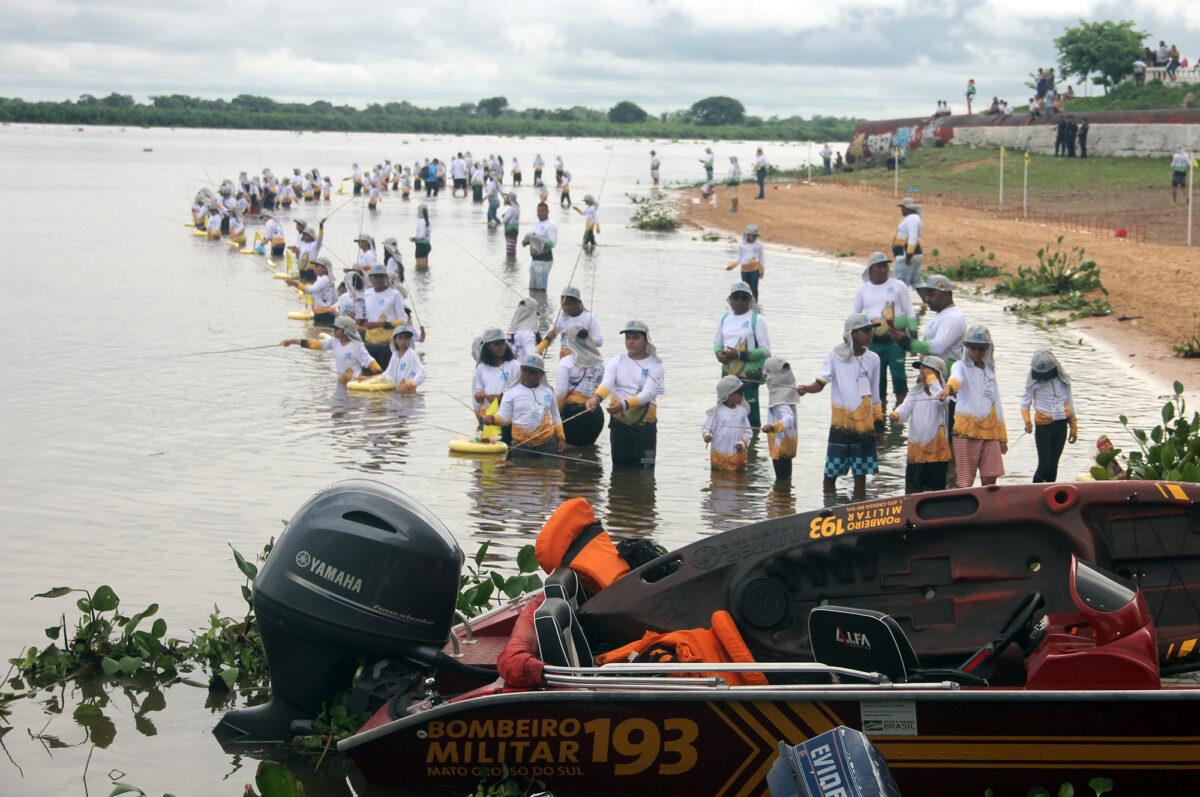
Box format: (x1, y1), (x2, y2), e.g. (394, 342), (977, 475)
(701, 147), (714, 181)
(650, 150), (661, 189)
(1064, 117), (1078, 157)
(1077, 119), (1089, 159)
(726, 156), (741, 213)
(1054, 117), (1067, 157)
(892, 198), (924, 287)
(754, 148), (768, 199)
(820, 144), (833, 175)
(1172, 148), (1192, 203)
(798, 313), (882, 500)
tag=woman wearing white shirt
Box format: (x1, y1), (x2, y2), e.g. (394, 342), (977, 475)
(586, 321), (665, 468)
(411, 205), (431, 268)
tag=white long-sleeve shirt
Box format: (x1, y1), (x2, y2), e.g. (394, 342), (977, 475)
(383, 347), (425, 388)
(596, 353), (664, 424)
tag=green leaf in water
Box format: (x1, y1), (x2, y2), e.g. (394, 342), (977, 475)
(231, 545), (259, 581)
(92, 585), (120, 612)
(33, 587), (81, 600)
(73, 703), (103, 719)
(516, 545), (538, 573)
(101, 657), (121, 676)
(255, 760), (302, 797)
(108, 785), (147, 796)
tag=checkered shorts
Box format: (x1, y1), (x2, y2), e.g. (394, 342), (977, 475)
(824, 441), (879, 477)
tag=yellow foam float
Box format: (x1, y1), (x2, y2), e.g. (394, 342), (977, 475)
(449, 439), (508, 455)
(346, 378), (396, 393)
(287, 310), (314, 321)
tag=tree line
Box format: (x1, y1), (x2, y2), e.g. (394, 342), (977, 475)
(0, 93), (858, 142)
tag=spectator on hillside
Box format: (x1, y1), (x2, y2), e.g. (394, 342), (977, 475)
(1158, 41), (1170, 67)
(983, 96), (1000, 115)
(1077, 119), (1089, 159)
(1024, 97), (1043, 125)
(1051, 92), (1066, 115)
(1167, 45), (1180, 80)
(835, 152), (845, 172)
(1035, 69), (1048, 99)
(1132, 58), (1147, 84)
(966, 79), (976, 114)
(1063, 86), (1076, 100)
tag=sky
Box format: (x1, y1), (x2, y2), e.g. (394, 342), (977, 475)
(2, 0), (1198, 120)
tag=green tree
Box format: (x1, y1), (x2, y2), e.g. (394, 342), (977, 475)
(1054, 19), (1146, 94)
(690, 96), (745, 126)
(608, 100), (648, 123)
(478, 96), (508, 118)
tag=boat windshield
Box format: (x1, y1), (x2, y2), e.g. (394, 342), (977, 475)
(1074, 559), (1137, 613)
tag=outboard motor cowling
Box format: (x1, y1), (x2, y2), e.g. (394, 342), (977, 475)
(215, 480), (462, 742)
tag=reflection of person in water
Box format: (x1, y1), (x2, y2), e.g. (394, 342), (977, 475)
(700, 469), (750, 532)
(606, 466), (659, 539)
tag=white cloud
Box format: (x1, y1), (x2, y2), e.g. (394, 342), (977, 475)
(1, 0), (1198, 118)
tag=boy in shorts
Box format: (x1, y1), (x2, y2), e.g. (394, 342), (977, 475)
(799, 313), (882, 500)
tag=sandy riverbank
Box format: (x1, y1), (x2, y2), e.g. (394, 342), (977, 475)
(679, 181), (1200, 397)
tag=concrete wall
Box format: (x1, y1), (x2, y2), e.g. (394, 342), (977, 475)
(953, 123), (1200, 157)
(849, 109), (1200, 161)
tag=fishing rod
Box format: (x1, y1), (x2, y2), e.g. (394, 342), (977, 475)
(446, 237), (554, 320)
(171, 343), (282, 359)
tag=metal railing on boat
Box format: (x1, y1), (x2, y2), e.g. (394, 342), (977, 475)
(542, 662), (962, 691)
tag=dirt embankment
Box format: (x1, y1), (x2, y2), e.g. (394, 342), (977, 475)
(678, 181), (1200, 394)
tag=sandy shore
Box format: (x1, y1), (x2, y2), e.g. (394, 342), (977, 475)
(679, 181), (1200, 397)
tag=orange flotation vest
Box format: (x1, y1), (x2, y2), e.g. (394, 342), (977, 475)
(595, 610), (768, 686)
(535, 498), (630, 594)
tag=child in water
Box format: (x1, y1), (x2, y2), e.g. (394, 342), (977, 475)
(379, 325), (425, 393)
(761, 356), (798, 482)
(891, 356), (952, 493)
(702, 375), (752, 471)
(1020, 349), (1077, 482)
(938, 325), (1007, 487)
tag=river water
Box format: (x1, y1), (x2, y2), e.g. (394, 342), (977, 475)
(0, 125), (1164, 795)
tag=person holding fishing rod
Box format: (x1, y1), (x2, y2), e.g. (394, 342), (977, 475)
(482, 354), (567, 458)
(472, 329), (521, 443)
(586, 321), (665, 469)
(285, 255), (338, 325)
(280, 316), (381, 384)
(523, 202), (558, 291)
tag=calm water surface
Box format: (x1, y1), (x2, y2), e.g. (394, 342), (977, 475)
(0, 125), (1164, 795)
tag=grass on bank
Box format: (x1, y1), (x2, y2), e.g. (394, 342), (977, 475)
(833, 144), (1171, 198)
(1057, 80), (1198, 113)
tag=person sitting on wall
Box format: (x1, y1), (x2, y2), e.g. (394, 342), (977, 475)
(1024, 97), (1043, 125)
(982, 96), (1000, 115)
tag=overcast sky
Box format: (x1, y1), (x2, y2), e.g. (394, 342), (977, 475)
(3, 0), (1197, 120)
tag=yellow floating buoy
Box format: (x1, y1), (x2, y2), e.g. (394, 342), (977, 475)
(449, 439), (508, 455)
(346, 378), (397, 393)
(287, 310), (314, 321)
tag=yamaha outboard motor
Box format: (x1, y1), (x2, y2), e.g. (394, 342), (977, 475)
(214, 480), (463, 742)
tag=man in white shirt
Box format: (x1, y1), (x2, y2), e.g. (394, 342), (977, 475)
(754, 148), (768, 199)
(523, 202), (558, 291)
(1172, 148), (1191, 203)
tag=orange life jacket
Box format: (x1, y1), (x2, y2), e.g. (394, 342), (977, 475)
(595, 610), (768, 686)
(535, 498), (629, 594)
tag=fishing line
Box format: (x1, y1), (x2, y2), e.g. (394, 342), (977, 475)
(171, 343), (282, 359)
(446, 237), (553, 319)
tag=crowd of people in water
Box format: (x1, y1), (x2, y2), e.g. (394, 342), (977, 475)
(191, 148), (1080, 501)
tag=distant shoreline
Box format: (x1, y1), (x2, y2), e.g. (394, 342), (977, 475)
(0, 101), (856, 142)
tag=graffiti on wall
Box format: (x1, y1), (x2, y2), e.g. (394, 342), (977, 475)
(849, 118), (954, 162)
